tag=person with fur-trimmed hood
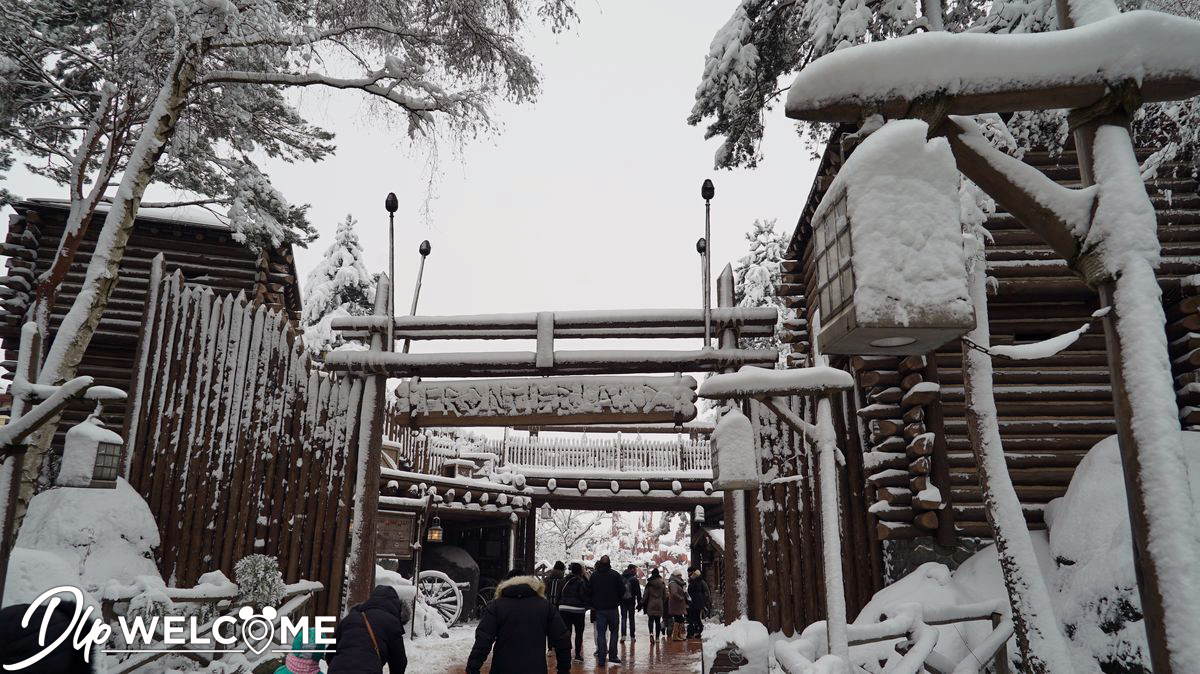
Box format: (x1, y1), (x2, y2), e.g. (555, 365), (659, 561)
(467, 570), (571, 674)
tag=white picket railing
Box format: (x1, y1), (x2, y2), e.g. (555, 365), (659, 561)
(487, 435), (712, 473)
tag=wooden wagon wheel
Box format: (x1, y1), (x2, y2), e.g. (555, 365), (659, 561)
(417, 570), (463, 626)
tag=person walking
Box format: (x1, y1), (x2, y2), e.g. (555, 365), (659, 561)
(619, 564), (642, 643)
(667, 570), (689, 642)
(544, 561), (568, 653)
(641, 568), (667, 640)
(583, 555), (625, 665)
(327, 585), (409, 674)
(557, 562), (589, 663)
(466, 573), (571, 674)
(686, 567), (711, 639)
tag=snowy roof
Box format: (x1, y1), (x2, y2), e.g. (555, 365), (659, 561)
(786, 11), (1200, 122)
(20, 198), (230, 232)
(699, 365), (854, 399)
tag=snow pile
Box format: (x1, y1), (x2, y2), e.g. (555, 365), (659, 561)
(821, 120), (971, 328)
(374, 565), (450, 638)
(699, 365), (853, 399)
(15, 477), (161, 596)
(786, 11), (1200, 118)
(3, 547), (101, 613)
(1044, 433), (1200, 671)
(57, 415), (122, 487)
(702, 618), (770, 673)
(712, 407), (758, 490)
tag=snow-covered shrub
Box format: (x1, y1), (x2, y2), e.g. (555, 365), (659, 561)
(234, 555), (285, 610)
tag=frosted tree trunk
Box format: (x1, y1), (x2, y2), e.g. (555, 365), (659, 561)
(12, 45), (203, 525)
(961, 235), (1074, 673)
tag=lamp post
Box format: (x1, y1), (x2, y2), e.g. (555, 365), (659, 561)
(402, 240), (432, 354)
(696, 237), (708, 346)
(701, 179), (715, 347)
(385, 193), (398, 346)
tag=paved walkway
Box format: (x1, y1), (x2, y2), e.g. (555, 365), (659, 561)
(431, 621), (704, 673)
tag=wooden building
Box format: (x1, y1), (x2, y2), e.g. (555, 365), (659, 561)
(0, 199), (301, 445)
(760, 133), (1200, 630)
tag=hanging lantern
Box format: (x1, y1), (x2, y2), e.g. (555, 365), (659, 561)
(540, 503), (554, 520)
(57, 415), (123, 489)
(425, 516), (444, 543)
(809, 121), (974, 355)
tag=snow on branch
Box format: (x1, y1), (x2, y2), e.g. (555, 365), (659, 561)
(785, 10), (1200, 121)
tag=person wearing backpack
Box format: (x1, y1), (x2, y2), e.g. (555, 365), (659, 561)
(466, 572), (571, 674)
(619, 564), (642, 643)
(327, 585), (409, 674)
(557, 562), (589, 662)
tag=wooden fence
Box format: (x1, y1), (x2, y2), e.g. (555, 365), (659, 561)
(123, 257), (369, 616)
(492, 435), (711, 473)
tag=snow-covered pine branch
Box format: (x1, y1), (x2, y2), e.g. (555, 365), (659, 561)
(302, 214), (377, 357)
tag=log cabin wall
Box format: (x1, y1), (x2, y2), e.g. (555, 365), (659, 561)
(777, 131), (1200, 601)
(0, 200), (301, 457)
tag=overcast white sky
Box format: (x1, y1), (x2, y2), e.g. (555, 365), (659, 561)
(4, 0), (820, 359)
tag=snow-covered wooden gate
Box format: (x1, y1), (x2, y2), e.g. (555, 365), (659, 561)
(122, 257), (383, 616)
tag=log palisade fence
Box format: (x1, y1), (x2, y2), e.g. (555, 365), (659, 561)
(123, 256), (365, 617)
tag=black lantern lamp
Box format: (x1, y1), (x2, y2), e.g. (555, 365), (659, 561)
(425, 516), (444, 543)
(701, 179), (715, 201)
(695, 237), (706, 255)
(419, 240), (431, 257)
(385, 192), (399, 214)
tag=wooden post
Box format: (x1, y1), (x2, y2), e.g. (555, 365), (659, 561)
(346, 273), (390, 606)
(1054, 5), (1182, 669)
(923, 359), (955, 547)
(814, 395), (849, 659)
(714, 264), (751, 621)
(522, 512), (537, 572)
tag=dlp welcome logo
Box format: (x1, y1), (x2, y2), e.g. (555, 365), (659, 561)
(4, 586), (336, 671)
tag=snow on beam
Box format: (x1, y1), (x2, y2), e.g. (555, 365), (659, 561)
(785, 10), (1200, 122)
(331, 306), (779, 334)
(324, 347), (779, 377)
(698, 365), (855, 400)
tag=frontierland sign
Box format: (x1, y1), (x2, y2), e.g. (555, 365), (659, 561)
(389, 374), (698, 427)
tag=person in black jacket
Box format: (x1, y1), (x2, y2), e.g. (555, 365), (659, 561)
(619, 564), (642, 643)
(327, 585), (409, 674)
(467, 574), (571, 674)
(0, 601), (93, 673)
(686, 567), (711, 639)
(583, 555), (625, 665)
(556, 562), (589, 662)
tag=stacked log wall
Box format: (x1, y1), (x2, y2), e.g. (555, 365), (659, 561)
(0, 202), (301, 455)
(780, 139), (1200, 545)
(124, 261), (355, 616)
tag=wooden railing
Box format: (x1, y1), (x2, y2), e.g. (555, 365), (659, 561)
(774, 600), (1012, 674)
(489, 435), (711, 473)
(381, 429), (712, 477)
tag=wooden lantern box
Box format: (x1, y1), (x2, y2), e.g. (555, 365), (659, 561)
(810, 122), (976, 356)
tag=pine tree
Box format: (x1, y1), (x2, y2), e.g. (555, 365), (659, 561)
(733, 219), (788, 352)
(301, 215), (376, 356)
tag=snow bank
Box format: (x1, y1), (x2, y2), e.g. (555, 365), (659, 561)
(702, 618), (770, 673)
(3, 547), (101, 615)
(712, 408), (758, 490)
(787, 11), (1200, 118)
(15, 478), (161, 596)
(821, 120), (972, 328)
(1045, 432), (1200, 671)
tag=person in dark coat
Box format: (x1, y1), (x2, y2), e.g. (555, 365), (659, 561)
(467, 574), (571, 674)
(583, 555), (625, 665)
(545, 561), (567, 606)
(557, 562), (589, 662)
(619, 564), (642, 643)
(641, 569), (667, 640)
(0, 601), (93, 673)
(327, 585), (409, 674)
(686, 567), (711, 639)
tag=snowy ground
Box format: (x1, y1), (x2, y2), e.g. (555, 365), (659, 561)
(404, 624), (479, 672)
